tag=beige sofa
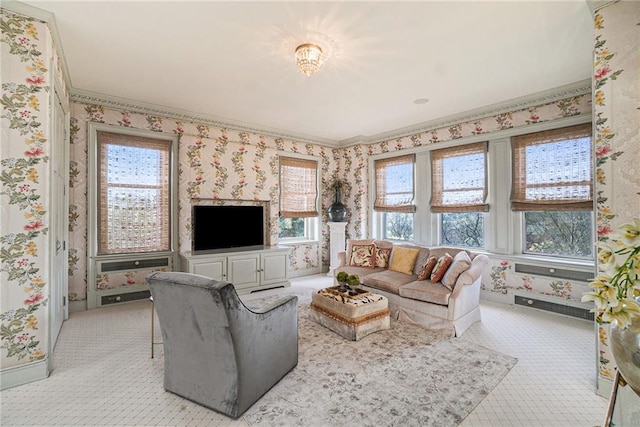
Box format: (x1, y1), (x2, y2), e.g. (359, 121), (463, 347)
(335, 240), (489, 337)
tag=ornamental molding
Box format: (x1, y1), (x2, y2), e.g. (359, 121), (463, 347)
(69, 89), (340, 148)
(340, 79), (592, 146)
(71, 79), (591, 149)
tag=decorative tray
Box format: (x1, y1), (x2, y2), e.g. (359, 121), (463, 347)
(321, 284), (371, 300)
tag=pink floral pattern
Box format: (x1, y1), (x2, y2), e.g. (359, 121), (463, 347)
(1, 10), (52, 364)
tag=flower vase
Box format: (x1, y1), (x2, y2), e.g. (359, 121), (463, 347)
(610, 314), (640, 397)
(327, 187), (347, 222)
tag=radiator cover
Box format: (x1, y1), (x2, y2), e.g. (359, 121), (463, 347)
(514, 263), (593, 282)
(101, 290), (151, 305)
(514, 295), (594, 320)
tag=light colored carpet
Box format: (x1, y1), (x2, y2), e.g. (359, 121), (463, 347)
(242, 291), (518, 427)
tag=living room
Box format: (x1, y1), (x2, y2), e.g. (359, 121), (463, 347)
(1, 1), (639, 425)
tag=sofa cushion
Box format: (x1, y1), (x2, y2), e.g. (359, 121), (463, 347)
(363, 270), (417, 295)
(442, 251), (472, 291)
(417, 256), (437, 280)
(394, 245), (430, 275)
(389, 246), (420, 274)
(399, 281), (452, 306)
(348, 240), (376, 268)
(335, 266), (385, 283)
(374, 244), (392, 268)
(430, 253), (453, 282)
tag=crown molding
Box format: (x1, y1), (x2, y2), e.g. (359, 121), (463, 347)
(338, 79), (592, 147)
(72, 79), (591, 150)
(69, 89), (340, 148)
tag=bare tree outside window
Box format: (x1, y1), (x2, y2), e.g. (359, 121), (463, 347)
(383, 212), (414, 241)
(279, 217), (305, 238)
(524, 211), (593, 258)
(441, 212), (484, 248)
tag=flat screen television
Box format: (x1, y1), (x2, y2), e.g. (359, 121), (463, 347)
(192, 205), (265, 252)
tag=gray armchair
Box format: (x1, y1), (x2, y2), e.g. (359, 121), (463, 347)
(146, 271), (298, 418)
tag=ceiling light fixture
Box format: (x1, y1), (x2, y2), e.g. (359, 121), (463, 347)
(295, 43), (323, 76)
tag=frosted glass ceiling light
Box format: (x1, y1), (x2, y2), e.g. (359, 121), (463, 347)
(295, 43), (323, 76)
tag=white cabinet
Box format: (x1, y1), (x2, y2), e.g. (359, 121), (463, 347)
(180, 246), (290, 294)
(190, 256), (227, 281)
(228, 254), (260, 290)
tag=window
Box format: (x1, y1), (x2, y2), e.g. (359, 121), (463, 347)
(374, 154), (415, 241)
(441, 212), (484, 248)
(511, 123), (593, 258)
(96, 131), (172, 255)
(431, 142), (488, 248)
(279, 156), (318, 240)
(382, 212), (414, 241)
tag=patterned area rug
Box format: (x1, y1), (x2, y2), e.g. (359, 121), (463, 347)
(243, 297), (517, 427)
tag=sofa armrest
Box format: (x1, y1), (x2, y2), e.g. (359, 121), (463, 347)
(447, 254), (488, 320)
(337, 251), (347, 267)
(454, 254), (489, 288)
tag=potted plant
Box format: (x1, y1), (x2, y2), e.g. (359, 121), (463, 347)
(582, 219), (640, 396)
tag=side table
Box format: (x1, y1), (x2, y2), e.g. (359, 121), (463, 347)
(603, 369), (640, 426)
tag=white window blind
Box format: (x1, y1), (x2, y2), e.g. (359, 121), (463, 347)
(374, 154), (416, 213)
(97, 131), (171, 254)
(511, 123), (592, 211)
(430, 142), (489, 213)
(279, 156), (318, 218)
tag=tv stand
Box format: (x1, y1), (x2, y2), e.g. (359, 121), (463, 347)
(179, 246), (290, 295)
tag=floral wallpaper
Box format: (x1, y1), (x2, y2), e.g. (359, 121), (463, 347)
(3, 2), (637, 386)
(480, 259), (584, 302)
(68, 86), (593, 306)
(68, 102), (335, 304)
(591, 3), (640, 386)
(0, 10), (57, 368)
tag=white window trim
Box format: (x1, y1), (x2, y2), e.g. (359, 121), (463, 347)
(278, 152), (320, 242)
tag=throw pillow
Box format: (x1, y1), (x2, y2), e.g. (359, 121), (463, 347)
(430, 253), (453, 283)
(442, 251), (472, 291)
(389, 246), (420, 275)
(374, 245), (392, 268)
(348, 243), (376, 267)
(417, 256), (438, 281)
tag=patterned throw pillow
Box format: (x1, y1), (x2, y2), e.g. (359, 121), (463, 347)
(442, 251), (472, 291)
(374, 245), (392, 268)
(348, 244), (376, 267)
(417, 256), (438, 281)
(430, 253), (453, 283)
(389, 246), (420, 275)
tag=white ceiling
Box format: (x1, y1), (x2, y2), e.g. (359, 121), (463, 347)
(22, 1), (594, 145)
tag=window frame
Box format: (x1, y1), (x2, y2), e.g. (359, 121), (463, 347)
(371, 153), (417, 242)
(510, 123), (594, 259)
(87, 123), (179, 259)
(278, 153), (320, 242)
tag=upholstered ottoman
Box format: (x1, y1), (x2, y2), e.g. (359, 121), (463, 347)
(310, 286), (390, 341)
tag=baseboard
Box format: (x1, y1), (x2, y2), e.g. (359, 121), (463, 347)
(0, 359), (49, 390)
(598, 375), (613, 398)
(69, 300), (86, 313)
(480, 289), (511, 304)
(289, 267), (322, 278)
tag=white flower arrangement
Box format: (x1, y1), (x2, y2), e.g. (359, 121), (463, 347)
(582, 219), (640, 328)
